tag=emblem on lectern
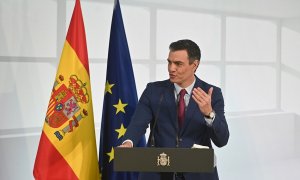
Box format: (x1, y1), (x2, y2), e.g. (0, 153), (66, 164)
(157, 152), (170, 166)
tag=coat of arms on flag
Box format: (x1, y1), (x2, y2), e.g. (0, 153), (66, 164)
(45, 74), (90, 141)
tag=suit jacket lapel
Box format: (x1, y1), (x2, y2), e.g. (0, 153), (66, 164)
(164, 81), (178, 130)
(180, 77), (203, 135)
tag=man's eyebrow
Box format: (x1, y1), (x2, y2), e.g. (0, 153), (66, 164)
(167, 59), (182, 63)
(174, 60), (183, 64)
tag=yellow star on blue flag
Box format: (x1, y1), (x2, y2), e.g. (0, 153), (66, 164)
(105, 81), (115, 94)
(106, 147), (114, 163)
(115, 123), (126, 139)
(113, 99), (128, 114)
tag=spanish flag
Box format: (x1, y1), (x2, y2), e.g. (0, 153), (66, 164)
(33, 0), (100, 179)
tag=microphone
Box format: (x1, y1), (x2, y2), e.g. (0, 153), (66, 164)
(150, 92), (164, 147)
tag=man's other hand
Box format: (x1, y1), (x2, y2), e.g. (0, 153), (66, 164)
(118, 141), (133, 148)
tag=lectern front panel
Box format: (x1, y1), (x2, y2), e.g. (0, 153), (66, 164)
(114, 148), (214, 173)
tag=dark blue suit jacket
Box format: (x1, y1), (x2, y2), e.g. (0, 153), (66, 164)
(124, 76), (229, 180)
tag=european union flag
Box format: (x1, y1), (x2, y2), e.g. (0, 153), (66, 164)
(99, 0), (146, 179)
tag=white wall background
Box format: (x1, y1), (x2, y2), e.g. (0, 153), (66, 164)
(0, 0), (300, 179)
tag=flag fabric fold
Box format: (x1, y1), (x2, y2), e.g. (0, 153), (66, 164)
(99, 0), (146, 179)
(33, 0), (100, 179)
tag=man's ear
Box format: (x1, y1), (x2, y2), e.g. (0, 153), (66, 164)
(194, 60), (200, 69)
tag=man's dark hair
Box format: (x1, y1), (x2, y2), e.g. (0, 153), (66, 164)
(169, 39), (201, 64)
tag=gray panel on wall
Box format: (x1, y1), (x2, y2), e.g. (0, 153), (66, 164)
(226, 17), (277, 62)
(0, 0), (57, 57)
(225, 65), (277, 112)
(0, 135), (40, 180)
(156, 10), (221, 61)
(0, 62), (56, 129)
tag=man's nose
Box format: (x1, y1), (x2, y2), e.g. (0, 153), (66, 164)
(168, 63), (176, 71)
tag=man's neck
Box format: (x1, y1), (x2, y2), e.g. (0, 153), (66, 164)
(175, 76), (196, 89)
(174, 77), (196, 95)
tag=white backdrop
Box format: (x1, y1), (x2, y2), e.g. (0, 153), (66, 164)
(0, 0), (300, 179)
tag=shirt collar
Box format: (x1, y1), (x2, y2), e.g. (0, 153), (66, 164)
(174, 77), (196, 96)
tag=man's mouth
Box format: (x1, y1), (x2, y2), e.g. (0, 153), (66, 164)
(169, 74), (176, 78)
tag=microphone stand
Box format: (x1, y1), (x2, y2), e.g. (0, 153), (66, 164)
(150, 93), (164, 147)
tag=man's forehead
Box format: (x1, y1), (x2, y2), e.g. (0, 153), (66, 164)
(168, 54), (189, 63)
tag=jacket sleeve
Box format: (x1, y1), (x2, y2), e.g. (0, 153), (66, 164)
(123, 83), (153, 146)
(209, 87), (230, 147)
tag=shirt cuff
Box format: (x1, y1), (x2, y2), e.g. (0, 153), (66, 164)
(204, 116), (215, 127)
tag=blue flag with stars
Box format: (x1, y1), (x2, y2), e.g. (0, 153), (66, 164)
(99, 0), (146, 179)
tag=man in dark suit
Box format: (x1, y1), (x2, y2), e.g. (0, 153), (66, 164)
(120, 39), (229, 180)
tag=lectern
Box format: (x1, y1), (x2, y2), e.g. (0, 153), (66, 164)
(114, 147), (214, 173)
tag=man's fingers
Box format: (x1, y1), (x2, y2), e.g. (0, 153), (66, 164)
(192, 94), (206, 106)
(208, 87), (213, 97)
(193, 88), (210, 103)
(192, 89), (204, 104)
(192, 95), (198, 103)
(196, 87), (207, 97)
(192, 87), (213, 115)
(193, 88), (205, 98)
(118, 141), (133, 148)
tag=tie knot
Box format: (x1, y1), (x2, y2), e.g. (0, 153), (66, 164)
(179, 89), (187, 97)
